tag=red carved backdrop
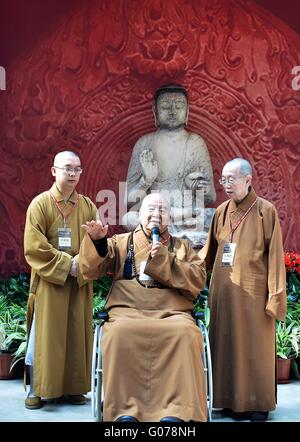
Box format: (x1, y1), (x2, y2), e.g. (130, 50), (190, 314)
(0, 0), (300, 277)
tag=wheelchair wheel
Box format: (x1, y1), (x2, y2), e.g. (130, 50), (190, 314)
(91, 324), (103, 422)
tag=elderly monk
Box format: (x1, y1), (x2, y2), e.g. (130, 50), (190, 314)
(80, 193), (207, 422)
(24, 151), (97, 409)
(199, 158), (286, 422)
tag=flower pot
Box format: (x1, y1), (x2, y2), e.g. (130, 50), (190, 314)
(0, 353), (17, 380)
(277, 357), (292, 384)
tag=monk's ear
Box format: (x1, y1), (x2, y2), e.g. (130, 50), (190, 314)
(246, 175), (252, 186)
(51, 166), (56, 177)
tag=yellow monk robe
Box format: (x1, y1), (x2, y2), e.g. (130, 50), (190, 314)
(80, 226), (207, 422)
(199, 188), (286, 412)
(24, 183), (97, 398)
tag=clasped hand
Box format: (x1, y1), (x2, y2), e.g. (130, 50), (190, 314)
(81, 220), (108, 241)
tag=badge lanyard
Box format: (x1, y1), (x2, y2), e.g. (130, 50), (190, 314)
(49, 191), (81, 228)
(222, 197), (258, 267)
(229, 197), (258, 243)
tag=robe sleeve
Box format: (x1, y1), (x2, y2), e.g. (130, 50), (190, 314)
(144, 240), (206, 300)
(264, 206), (287, 321)
(198, 211), (219, 271)
(24, 198), (72, 286)
(74, 201), (98, 288)
(79, 233), (116, 280)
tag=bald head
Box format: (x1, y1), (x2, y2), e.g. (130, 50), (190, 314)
(224, 158), (252, 177)
(51, 150), (82, 197)
(221, 158), (252, 203)
(53, 151), (80, 167)
(139, 193), (170, 235)
(141, 193), (170, 211)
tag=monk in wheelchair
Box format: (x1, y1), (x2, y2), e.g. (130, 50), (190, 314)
(79, 193), (207, 422)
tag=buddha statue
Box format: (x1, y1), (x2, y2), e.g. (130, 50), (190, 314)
(122, 84), (216, 246)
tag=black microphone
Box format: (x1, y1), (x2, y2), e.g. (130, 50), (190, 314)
(151, 226), (160, 244)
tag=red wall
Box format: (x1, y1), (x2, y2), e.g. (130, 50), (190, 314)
(1, 0), (300, 277)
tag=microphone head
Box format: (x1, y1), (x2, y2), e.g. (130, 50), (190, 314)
(151, 226), (160, 243)
(151, 226), (160, 236)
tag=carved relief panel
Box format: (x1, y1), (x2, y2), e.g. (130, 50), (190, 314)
(0, 0), (299, 276)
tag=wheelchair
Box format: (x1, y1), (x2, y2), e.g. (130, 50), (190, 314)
(91, 310), (213, 422)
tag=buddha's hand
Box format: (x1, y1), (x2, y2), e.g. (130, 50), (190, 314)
(185, 171), (209, 192)
(140, 149), (158, 185)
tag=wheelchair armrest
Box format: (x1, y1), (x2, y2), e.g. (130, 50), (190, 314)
(97, 311), (109, 322)
(193, 311), (204, 321)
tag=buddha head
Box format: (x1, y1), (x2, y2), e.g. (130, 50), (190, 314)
(153, 84), (189, 130)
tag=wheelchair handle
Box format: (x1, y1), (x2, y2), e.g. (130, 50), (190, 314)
(97, 311), (109, 322)
(193, 311), (205, 321)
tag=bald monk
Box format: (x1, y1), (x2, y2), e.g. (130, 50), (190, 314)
(24, 151), (97, 409)
(199, 158), (286, 422)
(80, 193), (207, 422)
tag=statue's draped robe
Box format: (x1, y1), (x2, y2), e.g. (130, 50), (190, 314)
(24, 183), (97, 398)
(199, 188), (286, 412)
(80, 226), (207, 422)
(125, 130), (216, 246)
(127, 129), (216, 208)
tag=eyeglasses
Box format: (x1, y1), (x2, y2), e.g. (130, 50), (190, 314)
(219, 176), (244, 186)
(54, 166), (83, 175)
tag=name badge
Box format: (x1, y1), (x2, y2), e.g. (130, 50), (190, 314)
(222, 243), (236, 267)
(58, 228), (72, 250)
(139, 261), (154, 286)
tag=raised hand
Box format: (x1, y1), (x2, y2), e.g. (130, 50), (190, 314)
(81, 220), (108, 241)
(140, 149), (158, 185)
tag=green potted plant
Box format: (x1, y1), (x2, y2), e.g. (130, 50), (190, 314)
(284, 251), (300, 377)
(0, 307), (26, 379)
(276, 321), (300, 383)
(285, 301), (300, 380)
(92, 274), (113, 328)
(0, 274), (29, 380)
(285, 251), (300, 303)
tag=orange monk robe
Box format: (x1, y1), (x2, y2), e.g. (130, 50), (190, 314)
(199, 188), (286, 412)
(24, 183), (97, 398)
(80, 226), (207, 422)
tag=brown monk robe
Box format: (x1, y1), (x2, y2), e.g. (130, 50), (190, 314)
(80, 221), (207, 422)
(200, 175), (286, 414)
(24, 177), (97, 399)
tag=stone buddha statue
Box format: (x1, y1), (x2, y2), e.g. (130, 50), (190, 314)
(122, 84), (216, 246)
